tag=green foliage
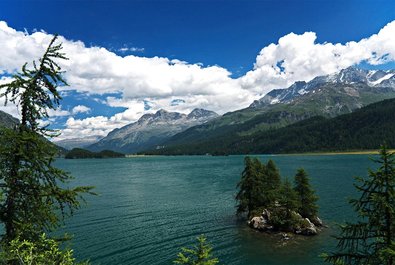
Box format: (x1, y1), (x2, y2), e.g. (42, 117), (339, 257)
(262, 159), (282, 206)
(145, 98), (395, 155)
(0, 34), (93, 260)
(0, 233), (89, 265)
(236, 157), (320, 233)
(266, 160), (281, 190)
(294, 168), (319, 219)
(174, 235), (219, 265)
(65, 148), (125, 159)
(278, 178), (300, 213)
(235, 157), (266, 217)
(271, 178), (300, 230)
(0, 35), (67, 133)
(325, 145), (395, 265)
(236, 157), (286, 218)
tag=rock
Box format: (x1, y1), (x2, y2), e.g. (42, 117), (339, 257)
(249, 215), (274, 231)
(247, 208), (322, 236)
(249, 216), (262, 229)
(262, 209), (271, 222)
(293, 211), (303, 220)
(301, 218), (318, 235)
(249, 216), (265, 230)
(311, 216), (323, 226)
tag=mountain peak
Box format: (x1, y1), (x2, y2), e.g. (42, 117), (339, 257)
(87, 108), (218, 153)
(251, 66), (395, 108)
(155, 109), (169, 115)
(187, 108), (218, 119)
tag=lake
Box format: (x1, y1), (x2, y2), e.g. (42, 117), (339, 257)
(56, 154), (376, 265)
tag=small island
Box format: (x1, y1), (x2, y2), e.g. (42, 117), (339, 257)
(65, 148), (125, 159)
(236, 157), (323, 238)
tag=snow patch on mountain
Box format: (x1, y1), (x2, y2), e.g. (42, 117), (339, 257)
(370, 73), (395, 86)
(250, 67), (395, 108)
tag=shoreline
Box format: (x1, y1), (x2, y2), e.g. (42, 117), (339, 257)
(133, 149), (395, 157)
(276, 149), (395, 156)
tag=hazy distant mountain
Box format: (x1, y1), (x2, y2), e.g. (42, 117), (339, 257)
(54, 135), (103, 150)
(152, 67), (395, 150)
(87, 108), (218, 153)
(0, 110), (18, 128)
(0, 110), (69, 155)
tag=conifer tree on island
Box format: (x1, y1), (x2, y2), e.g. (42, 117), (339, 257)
(0, 35), (93, 262)
(265, 159), (281, 191)
(236, 156), (321, 236)
(235, 157), (265, 218)
(272, 178), (300, 230)
(324, 145), (395, 265)
(261, 159), (282, 208)
(294, 168), (319, 220)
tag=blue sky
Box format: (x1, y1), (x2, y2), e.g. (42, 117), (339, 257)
(3, 0), (395, 75)
(1, 0), (395, 139)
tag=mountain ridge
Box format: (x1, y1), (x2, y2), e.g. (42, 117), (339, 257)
(144, 97), (395, 155)
(0, 110), (19, 128)
(87, 108), (219, 153)
(157, 67), (395, 149)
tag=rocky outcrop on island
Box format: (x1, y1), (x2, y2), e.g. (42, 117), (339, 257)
(236, 157), (323, 238)
(248, 208), (323, 236)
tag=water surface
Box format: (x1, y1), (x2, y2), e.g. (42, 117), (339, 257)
(56, 155), (375, 265)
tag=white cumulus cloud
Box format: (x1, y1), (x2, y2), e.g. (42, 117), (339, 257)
(72, 105), (91, 114)
(241, 21), (395, 93)
(1, 20), (395, 140)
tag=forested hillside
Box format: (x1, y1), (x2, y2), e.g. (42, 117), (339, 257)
(145, 98), (395, 155)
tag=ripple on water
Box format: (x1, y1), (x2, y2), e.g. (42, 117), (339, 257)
(57, 155), (374, 265)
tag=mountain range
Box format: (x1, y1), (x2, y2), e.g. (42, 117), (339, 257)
(0, 110), (18, 128)
(3, 66), (394, 155)
(146, 98), (395, 155)
(150, 67), (395, 151)
(87, 108), (218, 153)
(54, 135), (103, 150)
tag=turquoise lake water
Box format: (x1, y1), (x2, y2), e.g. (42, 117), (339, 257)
(55, 154), (376, 265)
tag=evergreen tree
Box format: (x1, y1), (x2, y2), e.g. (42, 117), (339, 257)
(272, 178), (300, 229)
(174, 235), (219, 265)
(324, 145), (395, 265)
(294, 168), (319, 219)
(0, 234), (89, 265)
(235, 156), (265, 217)
(266, 159), (281, 191)
(0, 35), (93, 246)
(260, 159), (282, 207)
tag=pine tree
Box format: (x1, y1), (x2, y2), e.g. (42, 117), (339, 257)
(294, 168), (318, 219)
(235, 156), (265, 217)
(0, 35), (93, 245)
(174, 235), (219, 265)
(0, 234), (89, 265)
(324, 145), (395, 265)
(271, 178), (300, 230)
(260, 159), (282, 207)
(266, 159), (281, 191)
